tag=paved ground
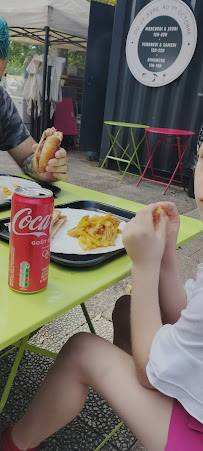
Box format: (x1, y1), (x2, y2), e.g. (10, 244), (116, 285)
(0, 149), (202, 450)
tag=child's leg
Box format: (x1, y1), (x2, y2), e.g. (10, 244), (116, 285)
(112, 295), (132, 354)
(12, 332), (173, 451)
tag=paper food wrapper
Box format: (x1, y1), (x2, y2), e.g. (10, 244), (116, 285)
(50, 208), (126, 255)
(0, 175), (41, 202)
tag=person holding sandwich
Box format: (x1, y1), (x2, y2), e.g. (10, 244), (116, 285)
(0, 18), (68, 182)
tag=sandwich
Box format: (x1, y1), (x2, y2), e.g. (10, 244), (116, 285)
(51, 209), (67, 238)
(33, 127), (63, 173)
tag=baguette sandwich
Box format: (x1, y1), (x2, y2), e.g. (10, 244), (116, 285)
(51, 209), (67, 238)
(33, 127), (63, 173)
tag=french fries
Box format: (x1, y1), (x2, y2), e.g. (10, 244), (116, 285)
(67, 213), (122, 250)
(154, 207), (162, 216)
(0, 185), (14, 198)
(0, 184), (19, 198)
(153, 206), (164, 229)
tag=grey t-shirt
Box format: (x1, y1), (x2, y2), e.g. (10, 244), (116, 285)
(0, 86), (30, 151)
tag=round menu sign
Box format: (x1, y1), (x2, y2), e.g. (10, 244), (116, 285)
(126, 0), (197, 87)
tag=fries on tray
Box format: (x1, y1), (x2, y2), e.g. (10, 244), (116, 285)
(67, 213), (122, 251)
(0, 185), (14, 198)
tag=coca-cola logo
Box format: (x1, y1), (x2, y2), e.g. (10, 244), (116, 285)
(12, 208), (52, 237)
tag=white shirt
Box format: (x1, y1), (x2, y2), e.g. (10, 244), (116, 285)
(146, 263), (203, 423)
(24, 54), (66, 118)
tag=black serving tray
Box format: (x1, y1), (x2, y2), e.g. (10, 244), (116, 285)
(0, 200), (135, 267)
(0, 174), (61, 210)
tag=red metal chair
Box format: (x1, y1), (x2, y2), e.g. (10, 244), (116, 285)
(136, 127), (195, 194)
(54, 97), (78, 149)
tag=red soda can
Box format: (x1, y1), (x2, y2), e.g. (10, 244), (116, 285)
(8, 187), (54, 293)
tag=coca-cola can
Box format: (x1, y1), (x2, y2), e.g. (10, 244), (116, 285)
(8, 187), (54, 293)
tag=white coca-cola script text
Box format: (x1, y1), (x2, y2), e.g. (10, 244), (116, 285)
(12, 208), (52, 237)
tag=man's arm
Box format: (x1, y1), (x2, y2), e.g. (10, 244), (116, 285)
(0, 87), (67, 181)
(8, 136), (68, 182)
(8, 136), (42, 180)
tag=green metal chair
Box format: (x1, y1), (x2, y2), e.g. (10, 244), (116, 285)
(97, 121), (150, 182)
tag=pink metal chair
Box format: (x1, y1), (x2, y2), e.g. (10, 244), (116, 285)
(136, 127), (195, 194)
(54, 97), (78, 149)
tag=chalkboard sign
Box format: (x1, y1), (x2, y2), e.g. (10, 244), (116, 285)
(126, 0), (197, 87)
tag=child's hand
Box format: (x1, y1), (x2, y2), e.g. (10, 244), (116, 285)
(153, 202), (180, 251)
(122, 203), (167, 267)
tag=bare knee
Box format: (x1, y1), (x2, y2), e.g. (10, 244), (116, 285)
(61, 331), (91, 354)
(59, 332), (94, 371)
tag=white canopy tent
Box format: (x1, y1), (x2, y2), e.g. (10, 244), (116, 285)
(0, 0), (90, 133)
(0, 0), (90, 51)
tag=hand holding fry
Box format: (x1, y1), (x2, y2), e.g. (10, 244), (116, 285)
(122, 204), (167, 267)
(153, 201), (180, 251)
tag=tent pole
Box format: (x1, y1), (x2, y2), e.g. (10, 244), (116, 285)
(40, 26), (49, 136)
(45, 65), (52, 129)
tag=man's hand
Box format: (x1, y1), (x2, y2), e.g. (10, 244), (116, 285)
(8, 136), (68, 183)
(122, 203), (167, 268)
(32, 143), (68, 182)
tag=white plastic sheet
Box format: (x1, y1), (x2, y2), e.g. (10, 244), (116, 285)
(50, 208), (126, 255)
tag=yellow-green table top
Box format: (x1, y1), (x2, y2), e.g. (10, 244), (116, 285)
(104, 121), (150, 128)
(0, 181), (202, 351)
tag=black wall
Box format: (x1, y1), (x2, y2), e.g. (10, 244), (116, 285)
(100, 0), (203, 177)
(79, 1), (115, 158)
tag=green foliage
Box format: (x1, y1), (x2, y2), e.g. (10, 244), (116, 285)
(68, 51), (86, 69)
(6, 42), (85, 74)
(7, 42), (44, 76)
(87, 0), (116, 4)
